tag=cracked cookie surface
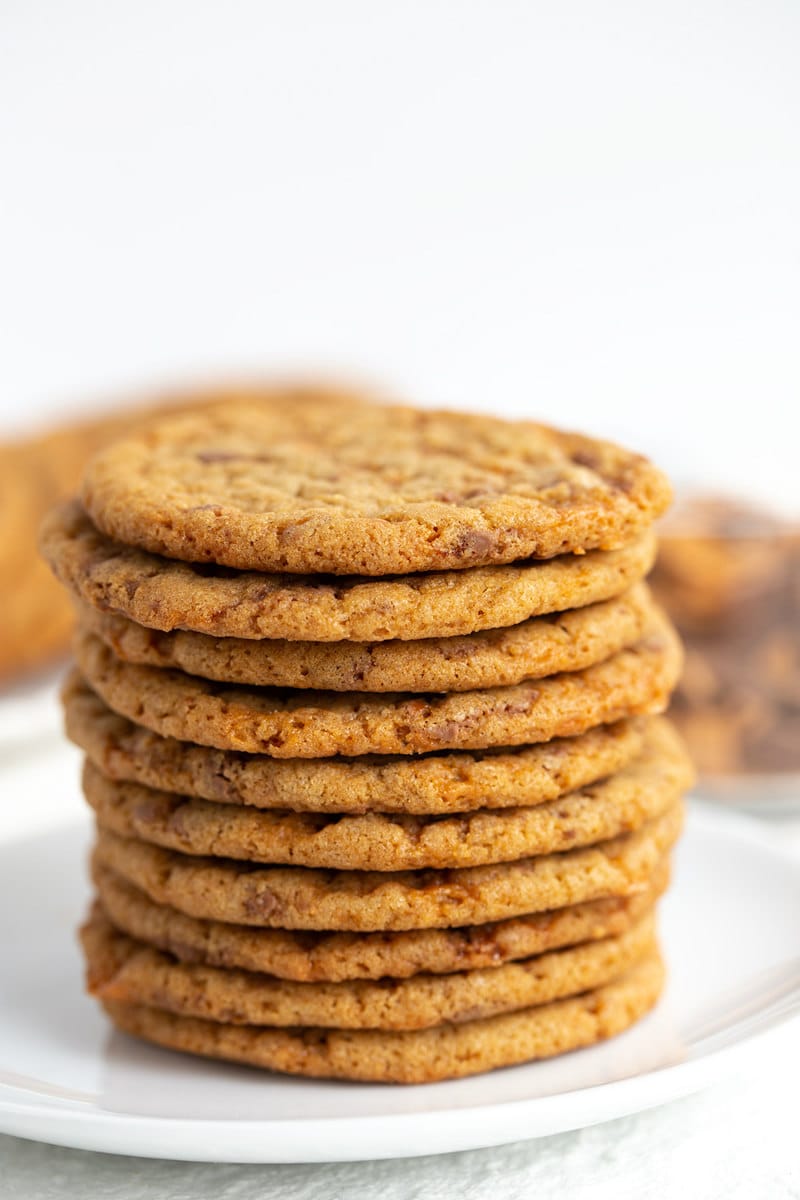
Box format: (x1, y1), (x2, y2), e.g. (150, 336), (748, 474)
(73, 612), (682, 757)
(83, 717), (692, 871)
(92, 803), (683, 931)
(100, 951), (665, 1082)
(41, 501), (658, 642)
(65, 676), (648, 814)
(76, 583), (656, 692)
(79, 404), (671, 575)
(83, 906), (657, 1030)
(90, 855), (669, 981)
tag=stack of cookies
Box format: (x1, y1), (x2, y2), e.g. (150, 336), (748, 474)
(41, 400), (692, 1084)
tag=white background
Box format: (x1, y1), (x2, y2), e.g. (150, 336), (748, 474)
(1, 2), (799, 1195)
(1, 0), (799, 503)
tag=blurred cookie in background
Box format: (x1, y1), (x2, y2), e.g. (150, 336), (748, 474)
(651, 495), (800, 792)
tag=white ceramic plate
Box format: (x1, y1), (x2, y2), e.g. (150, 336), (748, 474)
(0, 805), (798, 1163)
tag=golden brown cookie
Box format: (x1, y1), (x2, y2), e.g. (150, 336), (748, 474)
(83, 718), (692, 871)
(76, 583), (655, 692)
(91, 856), (669, 981)
(65, 675), (648, 815)
(42, 501), (658, 642)
(80, 404), (672, 575)
(4, 384), (366, 687)
(1, 448), (75, 686)
(82, 905), (657, 1031)
(100, 951), (665, 1082)
(92, 802), (683, 931)
(72, 612), (682, 757)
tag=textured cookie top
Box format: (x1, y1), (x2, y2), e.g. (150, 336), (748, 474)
(41, 501), (657, 642)
(65, 675), (648, 815)
(77, 582), (656, 693)
(80, 404), (671, 575)
(82, 906), (656, 1031)
(83, 717), (692, 871)
(73, 612), (682, 757)
(92, 856), (669, 981)
(93, 803), (682, 931)
(100, 952), (664, 1083)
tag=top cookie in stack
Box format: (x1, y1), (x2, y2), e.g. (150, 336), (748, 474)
(41, 398), (691, 1084)
(75, 402), (670, 575)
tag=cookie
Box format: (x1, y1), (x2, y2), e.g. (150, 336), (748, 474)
(72, 612), (681, 757)
(76, 582), (655, 693)
(41, 501), (658, 642)
(1, 449), (75, 686)
(100, 951), (665, 1083)
(80, 403), (672, 575)
(3, 385), (366, 686)
(82, 906), (656, 1031)
(65, 675), (647, 815)
(92, 802), (682, 931)
(91, 856), (669, 981)
(83, 718), (692, 871)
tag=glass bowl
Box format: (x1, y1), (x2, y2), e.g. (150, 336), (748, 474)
(650, 494), (800, 815)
